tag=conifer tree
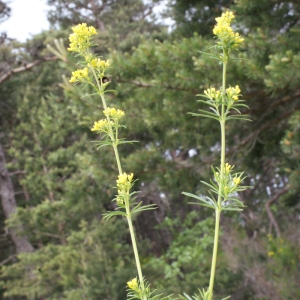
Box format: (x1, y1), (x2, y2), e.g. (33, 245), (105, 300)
(1, 0), (300, 299)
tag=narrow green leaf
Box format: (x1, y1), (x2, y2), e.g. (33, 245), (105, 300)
(189, 113), (220, 121)
(103, 211), (127, 220)
(198, 51), (221, 61)
(131, 202), (157, 214)
(188, 201), (216, 209)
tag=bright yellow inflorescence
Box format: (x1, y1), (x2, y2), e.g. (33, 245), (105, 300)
(91, 108), (125, 132)
(117, 172), (134, 187)
(204, 87), (221, 101)
(226, 85), (241, 101)
(68, 23), (97, 53)
(69, 68), (89, 83)
(91, 119), (109, 132)
(127, 278), (138, 290)
(213, 11), (244, 49)
(116, 173), (134, 204)
(68, 23), (111, 86)
(88, 57), (110, 69)
(233, 176), (241, 185)
(225, 163), (233, 174)
(103, 107), (125, 119)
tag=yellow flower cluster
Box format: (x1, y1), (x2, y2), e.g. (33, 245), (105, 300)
(204, 87), (221, 101)
(226, 85), (241, 101)
(68, 23), (97, 53)
(233, 176), (241, 185)
(225, 163), (233, 174)
(117, 172), (134, 187)
(88, 58), (110, 69)
(213, 11), (244, 48)
(91, 119), (109, 132)
(127, 278), (138, 290)
(103, 107), (125, 119)
(116, 173), (134, 202)
(69, 68), (89, 83)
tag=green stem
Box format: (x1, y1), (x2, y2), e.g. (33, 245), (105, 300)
(90, 67), (122, 174)
(207, 209), (221, 299)
(113, 145), (123, 175)
(91, 66), (145, 294)
(207, 51), (227, 300)
(91, 68), (115, 139)
(126, 214), (145, 290)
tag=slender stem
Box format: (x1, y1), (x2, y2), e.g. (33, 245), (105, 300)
(126, 214), (145, 290)
(207, 51), (227, 300)
(207, 209), (221, 299)
(91, 67), (115, 139)
(91, 66), (145, 292)
(90, 67), (123, 174)
(113, 145), (123, 175)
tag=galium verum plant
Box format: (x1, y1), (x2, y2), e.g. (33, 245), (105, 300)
(67, 23), (164, 300)
(66, 10), (249, 300)
(181, 11), (249, 300)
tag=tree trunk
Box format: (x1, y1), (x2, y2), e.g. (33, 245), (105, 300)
(0, 144), (34, 253)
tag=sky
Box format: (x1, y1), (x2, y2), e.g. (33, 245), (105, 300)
(0, 0), (173, 41)
(0, 0), (50, 41)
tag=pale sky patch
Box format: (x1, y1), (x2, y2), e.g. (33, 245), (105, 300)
(0, 0), (50, 41)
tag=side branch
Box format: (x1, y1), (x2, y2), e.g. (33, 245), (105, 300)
(0, 144), (34, 253)
(0, 56), (57, 84)
(265, 185), (289, 238)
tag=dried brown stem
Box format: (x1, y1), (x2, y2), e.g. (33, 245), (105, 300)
(265, 186), (289, 238)
(0, 56), (57, 84)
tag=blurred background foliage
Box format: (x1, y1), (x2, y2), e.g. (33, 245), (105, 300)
(0, 0), (300, 299)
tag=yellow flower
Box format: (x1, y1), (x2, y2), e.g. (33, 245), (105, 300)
(103, 107), (125, 119)
(233, 176), (241, 185)
(226, 85), (241, 101)
(127, 278), (138, 290)
(88, 58), (110, 69)
(116, 173), (134, 195)
(91, 119), (108, 132)
(116, 173), (133, 186)
(69, 68), (89, 83)
(213, 11), (244, 49)
(268, 251), (275, 257)
(225, 163), (232, 174)
(68, 23), (97, 53)
(204, 87), (221, 101)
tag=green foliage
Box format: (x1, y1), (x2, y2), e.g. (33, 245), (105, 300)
(1, 219), (134, 300)
(145, 212), (214, 296)
(1, 0), (300, 299)
(145, 212), (242, 299)
(280, 112), (300, 206)
(166, 0), (232, 38)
